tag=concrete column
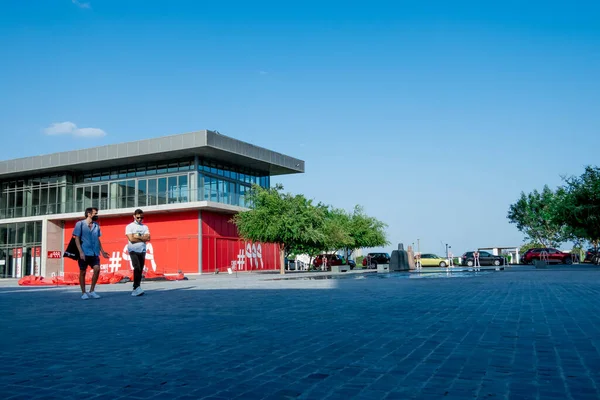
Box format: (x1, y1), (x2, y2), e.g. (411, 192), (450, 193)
(44, 219), (64, 277)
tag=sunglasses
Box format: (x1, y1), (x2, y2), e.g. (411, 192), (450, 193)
(135, 216), (144, 220)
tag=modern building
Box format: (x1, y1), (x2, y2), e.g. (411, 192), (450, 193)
(0, 130), (304, 278)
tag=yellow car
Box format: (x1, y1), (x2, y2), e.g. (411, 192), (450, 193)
(416, 253), (449, 268)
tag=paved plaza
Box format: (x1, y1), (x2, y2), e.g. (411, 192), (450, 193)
(1, 267), (600, 399)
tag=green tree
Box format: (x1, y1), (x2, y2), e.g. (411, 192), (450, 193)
(507, 185), (568, 247)
(519, 241), (544, 254)
(232, 185), (325, 274)
(554, 166), (600, 249)
(346, 205), (389, 260)
(321, 207), (354, 253)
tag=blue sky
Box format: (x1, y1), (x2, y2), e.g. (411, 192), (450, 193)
(1, 0), (599, 256)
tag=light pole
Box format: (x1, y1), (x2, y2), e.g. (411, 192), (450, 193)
(445, 243), (449, 259)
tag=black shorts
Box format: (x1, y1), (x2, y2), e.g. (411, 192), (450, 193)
(78, 256), (100, 271)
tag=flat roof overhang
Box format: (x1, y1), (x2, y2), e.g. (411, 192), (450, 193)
(0, 130), (304, 180)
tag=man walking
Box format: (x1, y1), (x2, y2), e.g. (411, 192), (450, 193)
(126, 209), (151, 296)
(73, 207), (109, 300)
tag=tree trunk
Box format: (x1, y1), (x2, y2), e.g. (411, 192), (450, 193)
(279, 244), (286, 275)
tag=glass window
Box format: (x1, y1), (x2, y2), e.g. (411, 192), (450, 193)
(179, 161), (191, 171)
(178, 175), (188, 202)
(83, 186), (92, 209)
(210, 178), (218, 202)
(25, 221), (34, 244)
(16, 223), (25, 245)
(14, 191), (23, 217)
(157, 177), (167, 205)
(39, 188), (48, 214)
(203, 176), (211, 201)
(100, 184), (109, 210)
(168, 176), (178, 203)
(148, 179), (157, 206)
(0, 224), (8, 246)
(138, 180), (147, 207)
(168, 163), (178, 173)
(75, 187), (84, 212)
(157, 164), (168, 175)
(31, 188), (40, 210)
(7, 223), (16, 246)
(229, 182), (237, 205)
(127, 180), (136, 207)
(91, 185), (99, 209)
(7, 191), (14, 209)
(48, 186), (57, 214)
(217, 179), (225, 203)
(239, 185), (248, 207)
(110, 169), (119, 180)
(115, 181), (126, 208)
(34, 221), (42, 243)
(136, 166), (146, 177)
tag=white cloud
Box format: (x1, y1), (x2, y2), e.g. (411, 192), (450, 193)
(43, 121), (106, 138)
(72, 0), (91, 9)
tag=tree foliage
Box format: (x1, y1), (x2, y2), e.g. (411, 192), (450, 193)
(348, 205), (389, 250)
(233, 185), (388, 273)
(554, 166), (600, 247)
(233, 185), (325, 274)
(519, 241), (544, 254)
(507, 185), (568, 247)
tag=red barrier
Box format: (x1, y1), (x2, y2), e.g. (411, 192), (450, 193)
(18, 271), (185, 286)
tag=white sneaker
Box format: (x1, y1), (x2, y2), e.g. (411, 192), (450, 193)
(81, 293), (90, 300)
(89, 291), (101, 299)
(131, 287), (145, 297)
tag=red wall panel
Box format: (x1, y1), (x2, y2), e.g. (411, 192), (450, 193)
(63, 210), (199, 275)
(201, 211), (280, 273)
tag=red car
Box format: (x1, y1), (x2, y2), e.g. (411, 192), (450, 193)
(313, 254), (343, 269)
(520, 248), (574, 265)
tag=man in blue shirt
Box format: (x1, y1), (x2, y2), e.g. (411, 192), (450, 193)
(73, 207), (109, 300)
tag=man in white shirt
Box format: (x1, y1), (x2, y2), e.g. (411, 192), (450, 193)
(125, 209), (151, 296)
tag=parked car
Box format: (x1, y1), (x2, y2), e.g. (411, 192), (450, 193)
(461, 251), (505, 267)
(313, 254), (343, 270)
(584, 248), (599, 263)
(416, 253), (449, 268)
(520, 248), (574, 265)
(285, 259), (307, 271)
(339, 256), (356, 270)
(362, 252), (391, 269)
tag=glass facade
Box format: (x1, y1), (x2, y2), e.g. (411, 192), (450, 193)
(0, 157), (270, 219)
(0, 221), (43, 278)
(0, 176), (69, 219)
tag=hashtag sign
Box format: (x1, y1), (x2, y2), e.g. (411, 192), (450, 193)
(108, 252), (122, 272)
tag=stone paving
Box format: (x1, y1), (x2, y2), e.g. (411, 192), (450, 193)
(1, 267), (600, 399)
